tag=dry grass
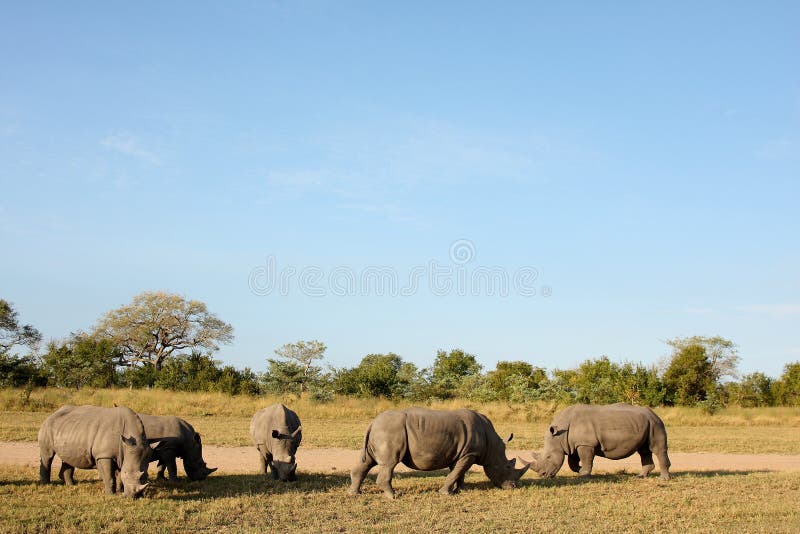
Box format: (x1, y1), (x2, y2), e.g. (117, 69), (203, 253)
(3, 388), (800, 453)
(3, 388), (800, 532)
(1, 465), (799, 533)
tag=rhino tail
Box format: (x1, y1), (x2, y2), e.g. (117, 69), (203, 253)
(360, 424), (372, 464)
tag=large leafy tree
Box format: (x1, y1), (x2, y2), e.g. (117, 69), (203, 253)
(93, 291), (233, 370)
(0, 299), (42, 355)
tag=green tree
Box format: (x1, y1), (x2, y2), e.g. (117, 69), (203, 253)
(272, 340), (327, 396)
(155, 352), (223, 391)
(93, 291), (233, 370)
(333, 353), (420, 398)
(0, 353), (48, 387)
(665, 336), (740, 382)
(43, 334), (119, 389)
(486, 361), (548, 401)
(262, 358), (310, 395)
(663, 344), (714, 406)
(728, 372), (775, 407)
(0, 300), (42, 355)
(429, 348), (482, 399)
(774, 363), (800, 406)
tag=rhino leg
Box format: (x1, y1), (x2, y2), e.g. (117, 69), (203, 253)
(256, 447), (271, 476)
(348, 456), (376, 496)
(440, 456), (475, 495)
(97, 458), (117, 495)
(38, 448), (55, 485)
(59, 463), (76, 486)
(376, 462), (398, 499)
(638, 449), (655, 478)
(268, 462), (279, 480)
(576, 446), (595, 477)
(655, 449), (671, 481)
(156, 460), (167, 480)
(164, 455), (179, 481)
(567, 453), (581, 473)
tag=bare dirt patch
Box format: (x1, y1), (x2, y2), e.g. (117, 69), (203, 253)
(4, 441), (800, 476)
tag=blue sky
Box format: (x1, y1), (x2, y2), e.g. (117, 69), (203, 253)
(1, 2), (798, 377)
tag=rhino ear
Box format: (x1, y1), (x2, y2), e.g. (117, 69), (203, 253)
(549, 425), (558, 436)
(272, 430), (280, 439)
(505, 433), (514, 443)
(194, 433), (202, 444)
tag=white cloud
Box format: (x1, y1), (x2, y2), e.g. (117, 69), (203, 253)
(100, 135), (160, 165)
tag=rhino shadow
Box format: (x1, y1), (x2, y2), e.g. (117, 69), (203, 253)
(153, 472), (350, 500)
(524, 469), (772, 487)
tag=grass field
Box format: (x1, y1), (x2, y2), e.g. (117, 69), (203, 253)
(2, 388), (800, 532)
(1, 465), (799, 533)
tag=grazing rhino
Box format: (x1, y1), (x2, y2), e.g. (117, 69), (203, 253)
(250, 404), (302, 481)
(138, 414), (217, 481)
(348, 407), (530, 499)
(38, 404), (154, 497)
(529, 403), (671, 480)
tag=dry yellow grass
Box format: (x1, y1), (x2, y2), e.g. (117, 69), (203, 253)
(1, 465), (799, 533)
(3, 388), (800, 453)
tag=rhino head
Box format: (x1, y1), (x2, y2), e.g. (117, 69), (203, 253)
(183, 433), (218, 481)
(120, 434), (153, 498)
(483, 433), (531, 489)
(270, 426), (302, 481)
(528, 424), (568, 478)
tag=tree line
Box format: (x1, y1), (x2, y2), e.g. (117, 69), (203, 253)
(2, 293), (799, 409)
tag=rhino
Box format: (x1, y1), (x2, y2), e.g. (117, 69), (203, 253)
(38, 404), (154, 497)
(348, 407), (530, 499)
(529, 403), (671, 480)
(138, 414), (217, 481)
(250, 403), (302, 481)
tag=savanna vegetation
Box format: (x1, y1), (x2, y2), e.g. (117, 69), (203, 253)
(3, 296), (800, 532)
(2, 295), (800, 412)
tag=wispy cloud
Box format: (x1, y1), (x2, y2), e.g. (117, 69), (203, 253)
(735, 304), (800, 316)
(754, 137), (799, 161)
(100, 135), (160, 165)
(681, 307), (716, 316)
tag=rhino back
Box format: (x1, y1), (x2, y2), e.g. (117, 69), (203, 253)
(250, 404), (301, 451)
(42, 405), (143, 469)
(386, 408), (488, 470)
(566, 404), (653, 459)
(140, 414), (193, 451)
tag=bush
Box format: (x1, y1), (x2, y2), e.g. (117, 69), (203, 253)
(774, 363), (800, 406)
(0, 353), (48, 388)
(663, 345), (714, 406)
(43, 335), (119, 389)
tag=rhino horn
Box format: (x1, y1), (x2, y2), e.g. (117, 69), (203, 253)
(132, 482), (149, 497)
(515, 457), (532, 478)
(205, 467), (218, 475)
(524, 454), (540, 470)
(291, 426), (302, 438)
